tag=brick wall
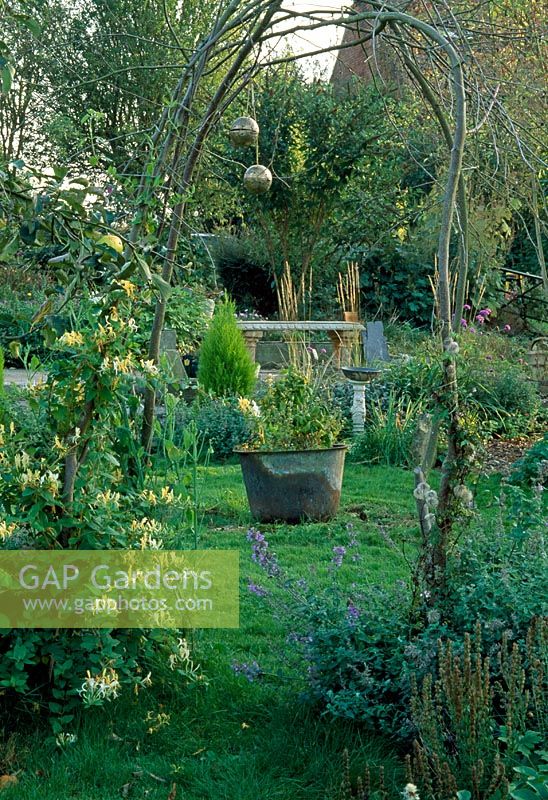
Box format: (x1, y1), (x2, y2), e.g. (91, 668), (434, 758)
(330, 2), (415, 90)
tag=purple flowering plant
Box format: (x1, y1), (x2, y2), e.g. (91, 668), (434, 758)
(241, 524), (423, 734)
(331, 545), (347, 568)
(459, 301), (512, 335)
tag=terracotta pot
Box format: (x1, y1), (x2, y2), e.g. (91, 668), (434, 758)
(235, 445), (347, 523)
(343, 311), (359, 322)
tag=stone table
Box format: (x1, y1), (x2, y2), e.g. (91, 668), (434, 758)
(236, 320), (364, 368)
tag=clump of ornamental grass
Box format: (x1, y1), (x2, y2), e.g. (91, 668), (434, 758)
(350, 391), (423, 467)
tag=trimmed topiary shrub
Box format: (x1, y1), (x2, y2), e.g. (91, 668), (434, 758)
(197, 297), (256, 397)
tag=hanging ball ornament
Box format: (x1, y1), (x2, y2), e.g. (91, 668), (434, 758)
(243, 164), (272, 195)
(229, 116), (260, 147)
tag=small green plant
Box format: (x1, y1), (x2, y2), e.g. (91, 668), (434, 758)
(507, 736), (548, 800)
(336, 748), (392, 800)
(240, 367), (343, 451)
(197, 297), (256, 397)
(350, 392), (423, 467)
(176, 394), (253, 462)
(470, 365), (541, 437)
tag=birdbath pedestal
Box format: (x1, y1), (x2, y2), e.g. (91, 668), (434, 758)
(341, 367), (382, 436)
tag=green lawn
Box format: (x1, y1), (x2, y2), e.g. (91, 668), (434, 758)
(0, 464), (429, 799)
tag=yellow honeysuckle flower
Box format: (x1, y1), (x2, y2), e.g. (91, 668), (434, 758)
(112, 355), (134, 375)
(140, 489), (158, 506)
(59, 331), (85, 347)
(131, 517), (162, 533)
(160, 486), (175, 504)
(116, 280), (137, 298)
(0, 520), (17, 541)
(94, 489), (121, 508)
(140, 359), (159, 376)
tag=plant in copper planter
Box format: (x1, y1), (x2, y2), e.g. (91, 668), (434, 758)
(235, 368), (346, 523)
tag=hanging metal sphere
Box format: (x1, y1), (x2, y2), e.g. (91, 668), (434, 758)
(229, 116), (260, 147)
(243, 164), (272, 195)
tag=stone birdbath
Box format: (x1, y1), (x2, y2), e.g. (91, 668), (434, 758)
(341, 366), (382, 436)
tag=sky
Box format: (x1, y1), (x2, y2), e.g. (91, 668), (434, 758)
(273, 1), (346, 79)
